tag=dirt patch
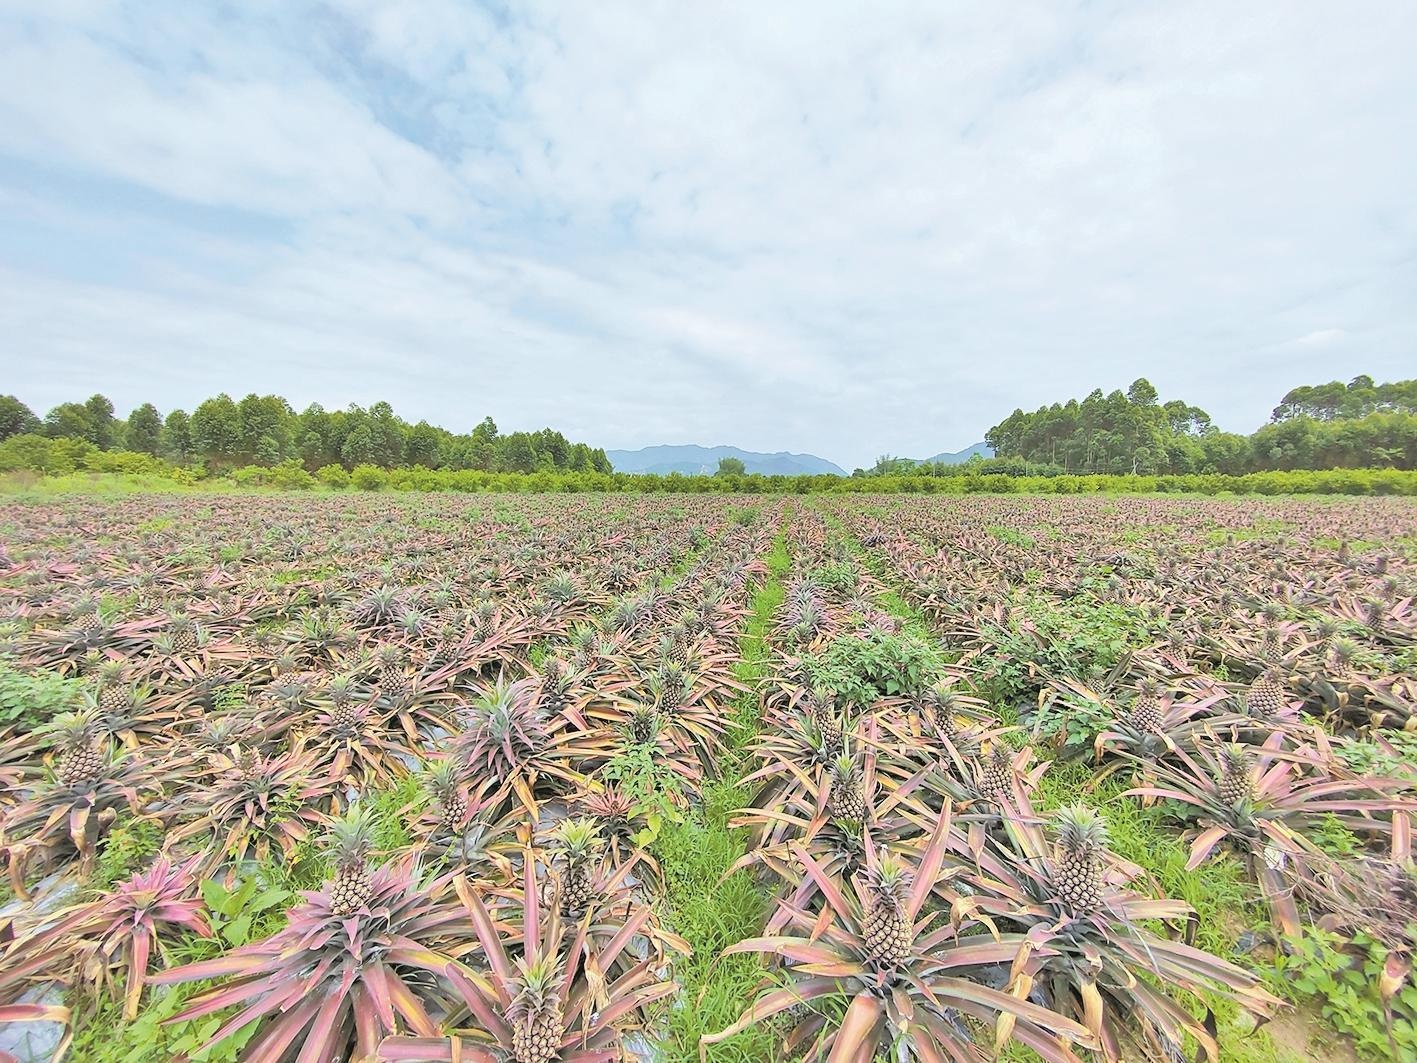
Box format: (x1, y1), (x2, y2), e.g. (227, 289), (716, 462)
(1266, 1005), (1361, 1063)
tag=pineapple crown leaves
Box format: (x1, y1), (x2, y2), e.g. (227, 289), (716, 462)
(325, 803), (377, 868)
(864, 853), (914, 903)
(831, 751), (861, 783)
(1052, 804), (1110, 855)
(553, 817), (604, 861)
(45, 709), (100, 747)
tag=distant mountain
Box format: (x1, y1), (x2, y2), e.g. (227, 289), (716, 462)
(606, 444), (847, 477)
(918, 442), (992, 465)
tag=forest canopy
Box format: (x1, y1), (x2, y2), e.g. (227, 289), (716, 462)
(979, 375), (1415, 476)
(0, 393), (611, 475)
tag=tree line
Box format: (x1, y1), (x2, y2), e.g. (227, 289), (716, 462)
(974, 375), (1414, 476)
(0, 393), (612, 475)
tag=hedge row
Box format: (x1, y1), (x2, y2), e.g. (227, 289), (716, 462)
(4, 456), (1416, 497)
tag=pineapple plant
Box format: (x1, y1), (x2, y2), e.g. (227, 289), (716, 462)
(861, 856), (913, 968)
(828, 753), (867, 823)
(508, 957), (565, 1063)
(1052, 804), (1108, 914)
(325, 805), (375, 916)
(1217, 744), (1256, 805)
(553, 817), (602, 915)
(1244, 668), (1286, 719)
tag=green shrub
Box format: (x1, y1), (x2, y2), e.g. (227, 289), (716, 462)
(803, 627), (941, 706)
(315, 464), (349, 488)
(984, 592), (1150, 703)
(0, 664), (84, 729)
(349, 464), (387, 491)
(1271, 927), (1417, 1061)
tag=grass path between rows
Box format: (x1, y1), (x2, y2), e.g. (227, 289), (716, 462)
(653, 509), (792, 1062)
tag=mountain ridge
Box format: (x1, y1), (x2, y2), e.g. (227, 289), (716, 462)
(606, 444), (847, 477)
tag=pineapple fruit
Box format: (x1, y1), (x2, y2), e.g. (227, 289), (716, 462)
(425, 759), (467, 835)
(829, 753), (867, 823)
(1244, 668), (1286, 719)
(1053, 804), (1108, 914)
(509, 957), (565, 1063)
(325, 805), (375, 916)
(861, 856), (913, 967)
(978, 744), (1013, 801)
(52, 712), (104, 785)
(1218, 745), (1255, 805)
(1128, 679), (1163, 733)
(554, 817), (602, 915)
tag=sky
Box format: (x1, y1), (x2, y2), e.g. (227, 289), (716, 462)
(1, 2), (1414, 470)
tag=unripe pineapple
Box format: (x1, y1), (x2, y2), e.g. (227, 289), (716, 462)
(807, 691), (845, 752)
(509, 958), (565, 1063)
(95, 659), (129, 716)
(51, 711), (104, 785)
(1328, 638), (1359, 679)
(554, 817), (602, 915)
(377, 645), (408, 702)
(425, 759), (467, 835)
(72, 598), (103, 635)
(861, 856), (913, 967)
(1258, 603), (1285, 663)
(829, 754), (867, 823)
(326, 673), (359, 726)
(169, 614), (197, 654)
(325, 805), (375, 916)
(1244, 668), (1286, 719)
(1128, 679), (1163, 733)
(1053, 805), (1108, 914)
(628, 704), (658, 745)
(978, 744), (1013, 801)
(1217, 745), (1256, 805)
(538, 656), (573, 715)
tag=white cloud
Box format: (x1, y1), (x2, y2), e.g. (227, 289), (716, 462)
(1293, 329), (1349, 347)
(1, 1), (1414, 468)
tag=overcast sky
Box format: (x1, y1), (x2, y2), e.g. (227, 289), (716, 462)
(1, 2), (1413, 469)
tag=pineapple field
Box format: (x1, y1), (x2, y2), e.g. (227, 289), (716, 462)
(0, 491), (1415, 1062)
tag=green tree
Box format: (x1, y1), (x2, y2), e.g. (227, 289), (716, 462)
(44, 402), (94, 442)
(84, 394), (117, 449)
(161, 410), (192, 463)
(125, 403), (162, 455)
(189, 394), (243, 469)
(405, 421), (442, 468)
(0, 395), (40, 441)
(716, 456), (747, 476)
(498, 432), (537, 473)
(237, 394), (293, 465)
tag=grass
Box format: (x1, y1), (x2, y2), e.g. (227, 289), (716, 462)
(654, 510), (791, 1061)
